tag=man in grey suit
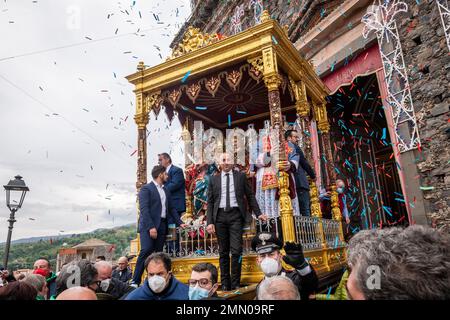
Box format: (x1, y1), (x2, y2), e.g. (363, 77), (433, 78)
(206, 153), (267, 291)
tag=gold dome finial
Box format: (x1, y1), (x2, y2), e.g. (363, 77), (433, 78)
(261, 10), (271, 23)
(137, 61), (145, 71)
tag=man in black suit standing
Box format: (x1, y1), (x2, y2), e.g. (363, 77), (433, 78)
(206, 153), (267, 291)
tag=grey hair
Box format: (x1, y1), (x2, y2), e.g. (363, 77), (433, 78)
(22, 274), (46, 293)
(257, 275), (300, 300)
(347, 225), (450, 300)
(56, 259), (98, 295)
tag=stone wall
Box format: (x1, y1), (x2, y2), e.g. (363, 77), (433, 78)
(173, 0), (343, 47)
(399, 0), (450, 231)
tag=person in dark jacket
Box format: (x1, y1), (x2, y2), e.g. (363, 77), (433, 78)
(252, 232), (318, 300)
(206, 153), (267, 291)
(125, 252), (188, 300)
(95, 261), (135, 299)
(188, 262), (224, 300)
(285, 130), (316, 216)
(131, 165), (187, 285)
(158, 153), (186, 255)
(112, 256), (133, 283)
(33, 257), (57, 299)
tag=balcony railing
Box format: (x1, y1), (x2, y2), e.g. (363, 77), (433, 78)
(163, 215), (345, 258)
(294, 216), (323, 251)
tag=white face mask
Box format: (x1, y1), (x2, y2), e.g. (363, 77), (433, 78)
(100, 279), (111, 292)
(260, 257), (281, 277)
(148, 275), (167, 293)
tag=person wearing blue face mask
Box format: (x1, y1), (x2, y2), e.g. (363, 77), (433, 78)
(188, 263), (223, 300)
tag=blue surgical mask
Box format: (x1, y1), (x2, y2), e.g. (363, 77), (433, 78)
(188, 285), (210, 300)
(337, 187), (345, 194)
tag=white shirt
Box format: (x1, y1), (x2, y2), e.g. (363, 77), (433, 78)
(153, 180), (166, 218)
(219, 170), (238, 208)
(165, 164), (172, 174)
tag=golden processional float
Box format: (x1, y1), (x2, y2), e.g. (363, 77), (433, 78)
(126, 11), (346, 298)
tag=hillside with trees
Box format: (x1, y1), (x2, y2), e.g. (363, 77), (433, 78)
(0, 224), (136, 271)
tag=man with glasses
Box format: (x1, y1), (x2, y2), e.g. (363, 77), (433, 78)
(188, 263), (224, 300)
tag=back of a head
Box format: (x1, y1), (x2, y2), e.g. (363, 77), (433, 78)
(56, 286), (97, 300)
(0, 281), (38, 300)
(257, 276), (300, 300)
(56, 259), (98, 295)
(22, 274), (46, 293)
(348, 225), (450, 300)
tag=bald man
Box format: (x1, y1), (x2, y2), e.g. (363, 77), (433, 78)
(257, 276), (300, 300)
(112, 257), (132, 283)
(95, 261), (135, 299)
(56, 287), (97, 300)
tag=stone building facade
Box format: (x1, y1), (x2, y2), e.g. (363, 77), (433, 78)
(172, 0), (449, 231)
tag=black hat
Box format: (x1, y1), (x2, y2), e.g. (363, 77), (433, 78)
(251, 232), (283, 254)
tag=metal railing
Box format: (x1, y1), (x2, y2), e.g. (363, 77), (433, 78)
(163, 215), (345, 258)
(294, 216), (323, 251)
(322, 218), (345, 248)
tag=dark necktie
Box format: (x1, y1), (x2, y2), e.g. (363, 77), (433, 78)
(225, 173), (231, 212)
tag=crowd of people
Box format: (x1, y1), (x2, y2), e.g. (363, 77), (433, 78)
(0, 224), (448, 300)
(0, 128), (449, 300)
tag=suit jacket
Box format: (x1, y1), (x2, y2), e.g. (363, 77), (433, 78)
(138, 182), (183, 233)
(165, 165), (186, 217)
(207, 170), (262, 225)
(290, 143), (316, 190)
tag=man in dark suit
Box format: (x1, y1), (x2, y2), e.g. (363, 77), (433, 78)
(158, 153), (186, 254)
(206, 153), (267, 291)
(285, 130), (316, 216)
(131, 165), (187, 286)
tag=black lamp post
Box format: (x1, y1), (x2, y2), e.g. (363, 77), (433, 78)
(3, 175), (29, 269)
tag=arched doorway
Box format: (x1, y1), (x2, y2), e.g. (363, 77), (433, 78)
(326, 74), (409, 235)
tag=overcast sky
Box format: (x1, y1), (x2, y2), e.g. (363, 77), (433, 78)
(0, 0), (191, 241)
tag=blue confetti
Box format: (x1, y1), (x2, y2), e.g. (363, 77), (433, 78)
(326, 286), (332, 300)
(382, 205), (393, 217)
(271, 35), (279, 45)
(181, 70), (191, 83)
(195, 106), (207, 110)
(228, 114), (231, 127)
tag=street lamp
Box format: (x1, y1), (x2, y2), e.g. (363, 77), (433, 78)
(3, 175), (29, 269)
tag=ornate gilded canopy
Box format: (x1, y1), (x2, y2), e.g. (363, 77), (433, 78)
(126, 12), (329, 131)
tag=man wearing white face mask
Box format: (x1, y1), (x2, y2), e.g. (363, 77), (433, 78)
(252, 232), (318, 300)
(125, 252), (188, 300)
(94, 261), (135, 300)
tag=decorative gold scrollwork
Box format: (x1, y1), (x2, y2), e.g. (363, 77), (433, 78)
(170, 26), (225, 59)
(248, 56), (264, 74)
(147, 92), (163, 116)
(314, 101), (330, 133)
(289, 77), (309, 118)
(260, 10), (271, 23)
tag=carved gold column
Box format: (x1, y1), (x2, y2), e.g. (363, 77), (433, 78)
(262, 45), (295, 243)
(315, 101), (345, 243)
(290, 78), (321, 218)
(130, 62), (149, 270)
